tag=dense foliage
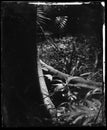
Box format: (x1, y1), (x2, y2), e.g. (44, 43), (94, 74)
(38, 35), (103, 82)
(36, 3), (105, 127)
(37, 34), (104, 126)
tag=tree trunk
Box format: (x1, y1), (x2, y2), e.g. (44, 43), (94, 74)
(37, 58), (56, 118)
(1, 3), (48, 126)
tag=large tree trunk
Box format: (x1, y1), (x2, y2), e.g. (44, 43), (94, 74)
(1, 2), (47, 127)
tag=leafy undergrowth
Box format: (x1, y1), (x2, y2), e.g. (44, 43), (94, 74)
(38, 35), (105, 126)
(43, 72), (104, 127)
(38, 35), (103, 82)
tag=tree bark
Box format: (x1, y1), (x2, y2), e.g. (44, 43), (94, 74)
(40, 60), (102, 90)
(37, 59), (56, 118)
(40, 60), (69, 80)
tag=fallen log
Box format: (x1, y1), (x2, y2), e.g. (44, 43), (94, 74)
(67, 76), (102, 88)
(68, 83), (102, 91)
(40, 59), (69, 80)
(40, 60), (103, 89)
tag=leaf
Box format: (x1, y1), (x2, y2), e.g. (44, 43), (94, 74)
(42, 67), (48, 71)
(51, 79), (63, 84)
(67, 110), (82, 121)
(85, 90), (93, 99)
(92, 88), (102, 94)
(37, 7), (51, 25)
(85, 88), (102, 100)
(80, 72), (92, 77)
(82, 116), (94, 126)
(94, 50), (98, 69)
(53, 83), (65, 92)
(71, 95), (77, 100)
(67, 91), (77, 101)
(55, 16), (68, 30)
(72, 115), (84, 124)
(45, 74), (53, 81)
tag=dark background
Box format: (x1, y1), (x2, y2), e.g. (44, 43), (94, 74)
(36, 2), (104, 50)
(1, 2), (50, 127)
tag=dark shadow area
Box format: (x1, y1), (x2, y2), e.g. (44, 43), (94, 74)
(1, 2), (51, 127)
(37, 2), (104, 44)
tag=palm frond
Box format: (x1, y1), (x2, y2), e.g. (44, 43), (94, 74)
(37, 6), (51, 25)
(55, 16), (68, 29)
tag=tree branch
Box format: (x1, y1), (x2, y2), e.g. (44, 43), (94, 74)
(40, 59), (69, 80)
(40, 59), (103, 89)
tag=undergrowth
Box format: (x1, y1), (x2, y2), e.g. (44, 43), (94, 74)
(38, 35), (105, 126)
